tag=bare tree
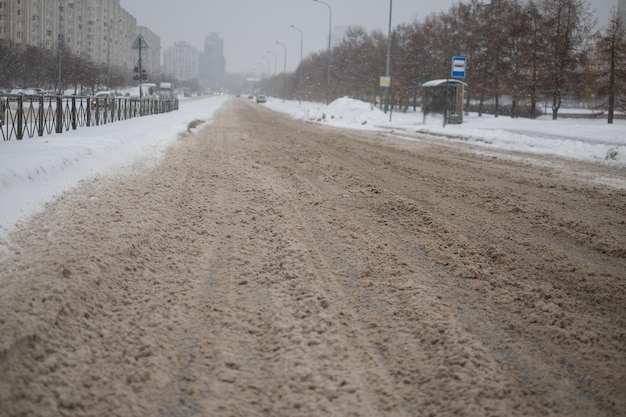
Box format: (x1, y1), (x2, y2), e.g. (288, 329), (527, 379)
(454, 0), (487, 114)
(541, 0), (595, 119)
(479, 0), (519, 117)
(500, 1), (536, 118)
(391, 23), (418, 111)
(523, 1), (549, 118)
(332, 26), (379, 101)
(596, 8), (626, 123)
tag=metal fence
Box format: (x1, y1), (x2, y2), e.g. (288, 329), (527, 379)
(0, 94), (179, 141)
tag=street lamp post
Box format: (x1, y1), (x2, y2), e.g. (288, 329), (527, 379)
(276, 41), (287, 102)
(313, 0), (331, 104)
(290, 25), (303, 105)
(260, 56), (267, 96)
(55, 0), (66, 134)
(132, 34), (149, 98)
(262, 55), (270, 78)
(267, 50), (277, 97)
(56, 0), (65, 96)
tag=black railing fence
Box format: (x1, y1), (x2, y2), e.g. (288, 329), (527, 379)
(0, 94), (179, 141)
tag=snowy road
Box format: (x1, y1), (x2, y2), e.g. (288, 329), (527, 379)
(1, 98), (625, 416)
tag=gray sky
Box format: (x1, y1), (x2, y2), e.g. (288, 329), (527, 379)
(120, 0), (617, 74)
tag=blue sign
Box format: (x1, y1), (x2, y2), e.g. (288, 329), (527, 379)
(451, 56), (467, 78)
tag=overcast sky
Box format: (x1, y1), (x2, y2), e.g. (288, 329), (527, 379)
(120, 0), (617, 74)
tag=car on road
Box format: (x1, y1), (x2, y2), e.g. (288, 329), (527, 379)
(91, 90), (116, 109)
(256, 95), (267, 103)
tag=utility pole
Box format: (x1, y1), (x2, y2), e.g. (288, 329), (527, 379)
(267, 50), (277, 97)
(276, 41), (287, 102)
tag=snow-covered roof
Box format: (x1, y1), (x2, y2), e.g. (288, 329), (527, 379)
(422, 79), (468, 87)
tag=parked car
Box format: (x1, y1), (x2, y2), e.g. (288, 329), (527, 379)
(9, 88), (43, 96)
(256, 95), (267, 103)
(91, 90), (116, 109)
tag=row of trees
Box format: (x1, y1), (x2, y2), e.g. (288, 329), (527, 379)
(0, 42), (184, 95)
(0, 42), (130, 94)
(258, 0), (626, 122)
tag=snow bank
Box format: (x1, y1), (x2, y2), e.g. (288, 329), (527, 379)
(265, 97), (626, 165)
(0, 95), (228, 239)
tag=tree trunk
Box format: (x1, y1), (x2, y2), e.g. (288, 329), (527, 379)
(607, 29), (616, 125)
(552, 91), (561, 120)
(608, 93), (615, 124)
(495, 94), (500, 118)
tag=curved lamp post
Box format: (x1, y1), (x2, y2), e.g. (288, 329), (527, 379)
(262, 55), (270, 78)
(276, 41), (287, 102)
(267, 50), (277, 97)
(313, 0), (331, 104)
(290, 25), (303, 105)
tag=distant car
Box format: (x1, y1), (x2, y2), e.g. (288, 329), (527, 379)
(248, 94), (254, 100)
(256, 95), (267, 103)
(9, 88), (43, 96)
(91, 91), (116, 109)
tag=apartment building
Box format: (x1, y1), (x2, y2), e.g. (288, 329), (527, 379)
(200, 32), (225, 93)
(0, 0), (157, 75)
(163, 41), (199, 82)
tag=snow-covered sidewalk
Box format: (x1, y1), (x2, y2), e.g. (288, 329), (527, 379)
(263, 96), (626, 165)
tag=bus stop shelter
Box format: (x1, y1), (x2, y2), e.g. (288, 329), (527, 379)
(421, 79), (467, 124)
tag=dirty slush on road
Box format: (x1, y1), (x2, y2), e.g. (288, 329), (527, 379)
(0, 98), (625, 417)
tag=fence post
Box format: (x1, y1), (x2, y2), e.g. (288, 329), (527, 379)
(38, 95), (44, 136)
(86, 97), (92, 127)
(55, 95), (63, 133)
(71, 96), (77, 130)
(0, 96), (5, 129)
(17, 95), (24, 140)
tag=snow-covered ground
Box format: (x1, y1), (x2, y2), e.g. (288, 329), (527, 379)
(264, 96), (626, 164)
(1, 94), (625, 241)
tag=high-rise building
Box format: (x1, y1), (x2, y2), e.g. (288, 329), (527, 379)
(200, 32), (225, 93)
(163, 41), (199, 81)
(619, 0), (626, 24)
(0, 0), (59, 49)
(88, 0), (137, 71)
(0, 0), (156, 78)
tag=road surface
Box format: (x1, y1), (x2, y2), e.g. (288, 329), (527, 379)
(1, 98), (625, 416)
